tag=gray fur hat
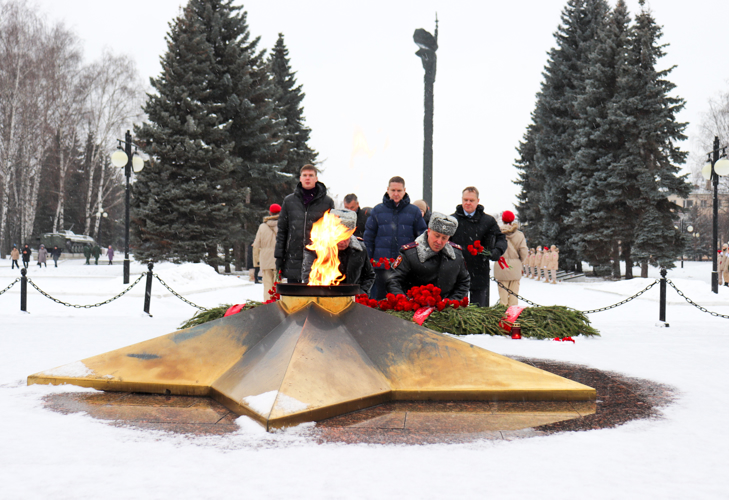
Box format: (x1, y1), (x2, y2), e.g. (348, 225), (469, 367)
(331, 208), (357, 230)
(428, 212), (458, 236)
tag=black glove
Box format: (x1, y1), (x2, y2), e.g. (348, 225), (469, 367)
(489, 248), (502, 261)
(276, 258), (284, 272)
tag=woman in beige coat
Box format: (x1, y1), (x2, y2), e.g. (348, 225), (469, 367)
(252, 204), (281, 301)
(721, 243), (729, 287)
(526, 248), (535, 278)
(534, 246), (544, 281)
(494, 211), (528, 306)
(546, 245), (559, 284)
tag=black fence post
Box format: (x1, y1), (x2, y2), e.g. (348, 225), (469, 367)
(659, 268), (668, 326)
(20, 268), (27, 312)
(144, 262), (154, 316)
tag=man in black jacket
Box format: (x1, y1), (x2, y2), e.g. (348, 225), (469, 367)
(451, 187), (507, 307)
(275, 165), (335, 282)
(343, 193), (371, 238)
(387, 213), (470, 300)
(301, 209), (375, 294)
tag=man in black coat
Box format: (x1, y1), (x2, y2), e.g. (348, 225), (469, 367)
(21, 244), (31, 269)
(450, 186), (507, 307)
(387, 213), (470, 300)
(275, 164), (335, 282)
(301, 209), (375, 294)
(343, 193), (371, 239)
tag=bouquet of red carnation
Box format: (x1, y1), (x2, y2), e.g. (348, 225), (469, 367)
(466, 240), (491, 260)
(264, 281), (281, 304)
(371, 257), (396, 269)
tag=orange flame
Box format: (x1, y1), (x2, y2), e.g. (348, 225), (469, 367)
(307, 210), (356, 286)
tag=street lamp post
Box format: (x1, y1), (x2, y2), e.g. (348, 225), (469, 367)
(701, 136), (729, 293)
(96, 209), (108, 247)
(111, 130), (144, 284)
(679, 222), (694, 268)
(413, 16), (438, 208)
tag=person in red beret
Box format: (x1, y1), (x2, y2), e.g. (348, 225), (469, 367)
(494, 210), (528, 306)
(252, 203), (281, 300)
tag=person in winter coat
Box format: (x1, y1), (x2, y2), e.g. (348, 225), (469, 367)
(21, 244), (31, 268)
(450, 187), (507, 307)
(253, 204), (280, 301)
(107, 246), (114, 265)
(51, 246), (62, 267)
(92, 244), (101, 265)
(83, 245), (91, 265)
(387, 213), (470, 300)
(526, 248), (535, 278)
(302, 209), (375, 294)
(37, 244), (48, 268)
(275, 165), (335, 282)
(363, 176), (427, 300)
(494, 211), (528, 307)
(343, 193), (371, 239)
(721, 243), (729, 287)
(534, 246), (544, 281)
(10, 244), (20, 269)
(546, 245), (560, 284)
(412, 199), (432, 226)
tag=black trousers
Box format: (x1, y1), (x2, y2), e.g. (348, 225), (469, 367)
(369, 269), (389, 300)
(470, 288), (489, 307)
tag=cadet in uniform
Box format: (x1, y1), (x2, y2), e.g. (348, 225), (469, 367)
(386, 212), (470, 300)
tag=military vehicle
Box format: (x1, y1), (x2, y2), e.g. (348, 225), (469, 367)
(41, 230), (97, 254)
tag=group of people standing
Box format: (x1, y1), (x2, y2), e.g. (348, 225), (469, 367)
(253, 164), (521, 306)
(524, 246), (560, 284)
(8, 243), (114, 269)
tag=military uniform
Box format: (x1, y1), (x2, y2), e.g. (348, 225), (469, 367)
(386, 232), (471, 300)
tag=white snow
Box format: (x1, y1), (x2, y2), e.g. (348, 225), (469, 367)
(274, 393), (310, 414)
(1, 257), (728, 498)
(244, 390), (278, 415)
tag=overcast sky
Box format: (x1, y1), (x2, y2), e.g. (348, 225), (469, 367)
(33, 0), (729, 216)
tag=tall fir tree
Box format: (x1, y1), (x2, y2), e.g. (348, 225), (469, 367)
(564, 0), (633, 278)
(514, 124), (544, 244)
(267, 33), (318, 202)
(133, 0), (245, 269)
(617, 0), (690, 275)
(529, 0), (609, 271)
(133, 0), (283, 270)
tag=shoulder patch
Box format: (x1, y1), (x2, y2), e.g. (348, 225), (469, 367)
(392, 255), (403, 269)
(356, 236), (364, 241)
(401, 242), (418, 251)
(448, 241), (463, 250)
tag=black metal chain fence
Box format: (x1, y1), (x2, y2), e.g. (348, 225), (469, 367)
(153, 274), (208, 311)
(491, 276), (661, 314)
(25, 274), (145, 309)
(666, 279), (729, 320)
(0, 278), (19, 296)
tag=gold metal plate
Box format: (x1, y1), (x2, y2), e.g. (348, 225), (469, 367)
(28, 299), (595, 431)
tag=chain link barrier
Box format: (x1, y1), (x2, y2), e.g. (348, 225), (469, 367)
(25, 274), (145, 308)
(0, 277), (20, 296)
(491, 276), (660, 314)
(153, 274), (207, 311)
(666, 279), (729, 320)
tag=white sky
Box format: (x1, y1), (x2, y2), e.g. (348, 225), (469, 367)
(32, 0), (729, 215)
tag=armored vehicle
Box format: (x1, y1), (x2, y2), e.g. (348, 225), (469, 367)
(41, 230), (97, 254)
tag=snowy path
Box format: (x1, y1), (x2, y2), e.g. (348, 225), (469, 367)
(0, 260), (727, 499)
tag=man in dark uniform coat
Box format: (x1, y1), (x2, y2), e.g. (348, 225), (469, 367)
(387, 213), (470, 300)
(451, 186), (507, 307)
(275, 165), (335, 283)
(301, 209), (375, 294)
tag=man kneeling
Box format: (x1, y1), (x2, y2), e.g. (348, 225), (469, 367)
(301, 209), (375, 294)
(387, 213), (470, 300)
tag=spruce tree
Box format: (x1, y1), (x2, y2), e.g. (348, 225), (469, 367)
(617, 0), (691, 275)
(514, 124), (544, 244)
(268, 33), (318, 202)
(133, 0), (242, 269)
(529, 0), (609, 271)
(564, 0), (633, 278)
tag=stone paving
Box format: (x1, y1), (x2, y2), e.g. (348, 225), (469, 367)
(43, 357), (676, 445)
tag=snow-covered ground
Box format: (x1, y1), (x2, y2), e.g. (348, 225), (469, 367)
(1, 258), (727, 499)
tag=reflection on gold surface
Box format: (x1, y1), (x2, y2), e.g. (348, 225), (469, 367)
(29, 297), (595, 431)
